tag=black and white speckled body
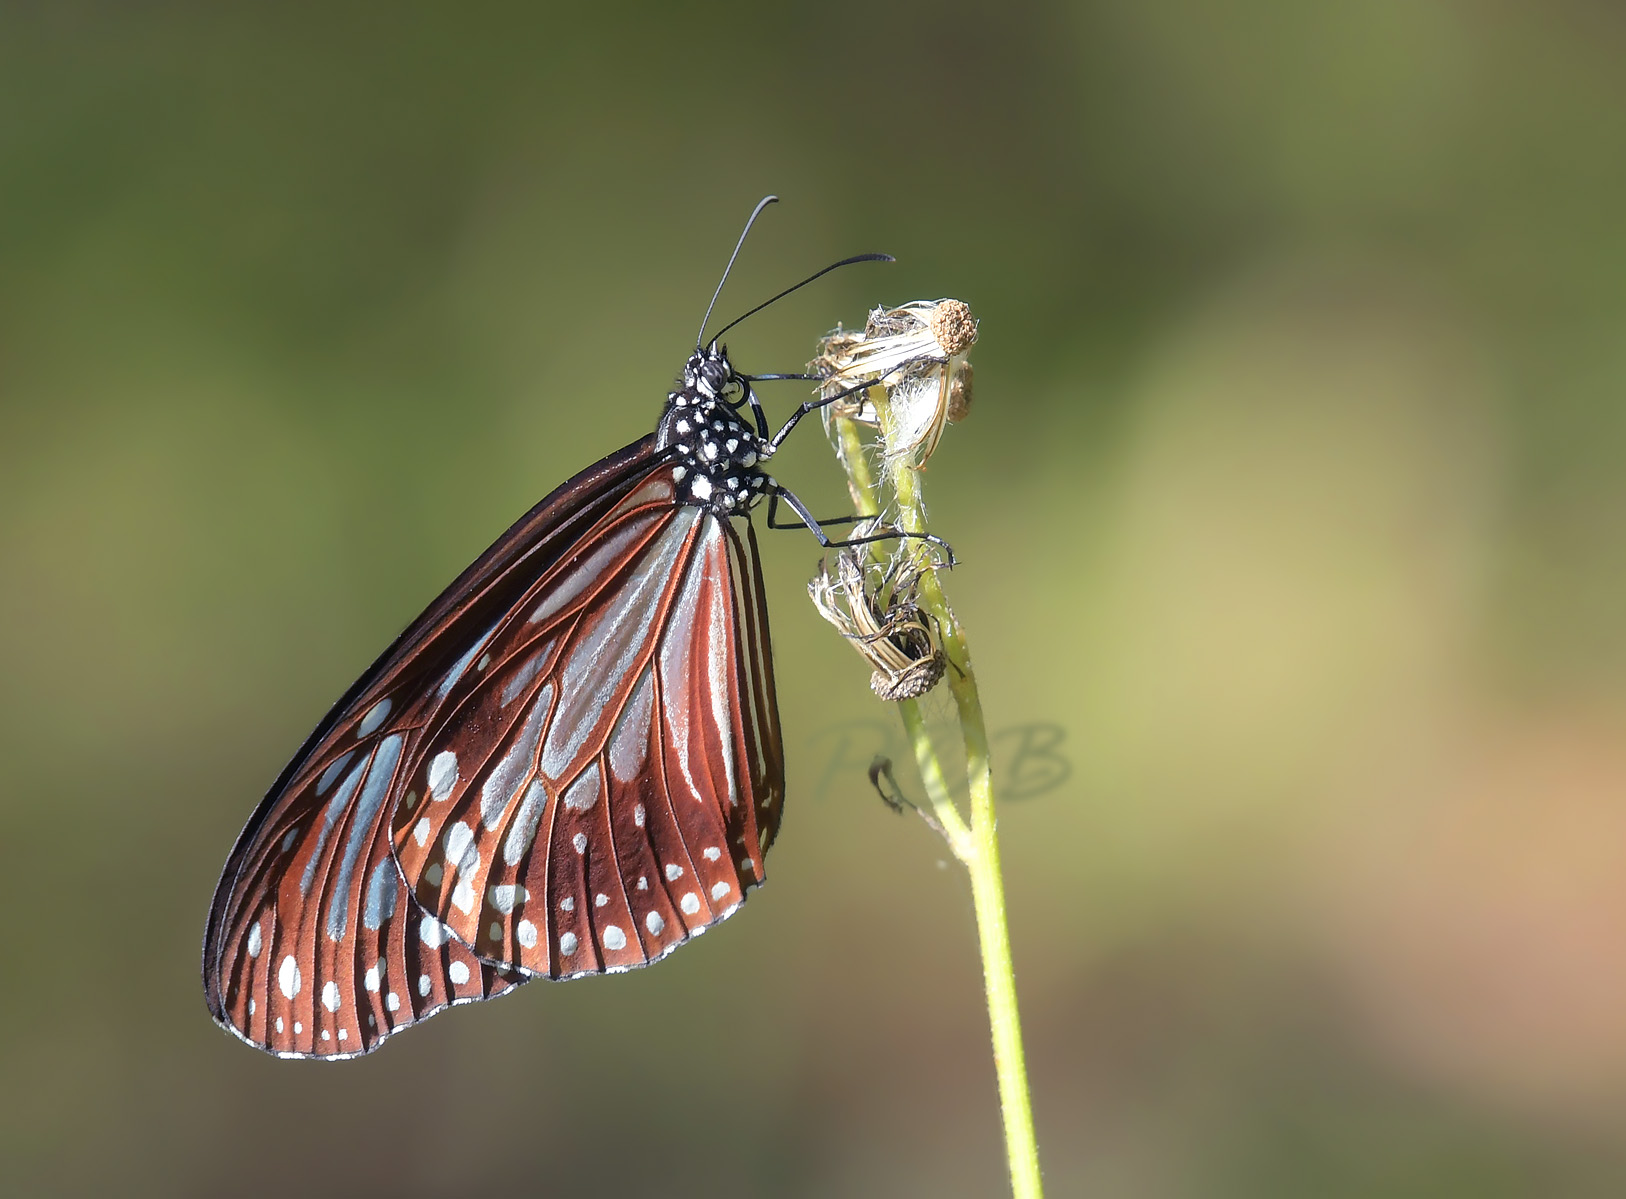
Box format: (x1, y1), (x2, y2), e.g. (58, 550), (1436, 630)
(656, 345), (775, 515)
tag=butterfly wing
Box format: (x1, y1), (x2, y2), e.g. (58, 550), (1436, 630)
(204, 436), (669, 1057)
(204, 729), (524, 1059)
(390, 476), (786, 978)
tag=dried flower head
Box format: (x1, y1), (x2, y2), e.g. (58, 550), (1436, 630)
(813, 298), (977, 469)
(808, 550), (946, 702)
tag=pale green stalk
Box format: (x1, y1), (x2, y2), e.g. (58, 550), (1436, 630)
(830, 389), (1043, 1199)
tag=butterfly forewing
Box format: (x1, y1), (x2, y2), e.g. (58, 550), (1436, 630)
(208, 728), (526, 1057)
(205, 437), (679, 1057)
(392, 487), (784, 980)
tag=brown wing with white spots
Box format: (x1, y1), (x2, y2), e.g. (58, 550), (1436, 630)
(203, 436), (665, 1058)
(209, 730), (525, 1058)
(392, 493), (784, 979)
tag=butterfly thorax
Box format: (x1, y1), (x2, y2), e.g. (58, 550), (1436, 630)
(656, 346), (772, 515)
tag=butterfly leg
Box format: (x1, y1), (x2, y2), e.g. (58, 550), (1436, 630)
(740, 371), (831, 442)
(744, 382), (772, 442)
(767, 368), (906, 452)
(765, 486), (956, 564)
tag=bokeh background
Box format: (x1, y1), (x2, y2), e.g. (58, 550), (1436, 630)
(4, 3), (1626, 1196)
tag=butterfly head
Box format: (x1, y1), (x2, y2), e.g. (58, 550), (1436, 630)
(661, 345), (771, 514)
(681, 344), (749, 407)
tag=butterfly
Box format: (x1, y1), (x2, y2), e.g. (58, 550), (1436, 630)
(202, 197), (920, 1058)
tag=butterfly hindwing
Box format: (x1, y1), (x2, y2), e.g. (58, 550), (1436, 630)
(391, 480), (783, 979)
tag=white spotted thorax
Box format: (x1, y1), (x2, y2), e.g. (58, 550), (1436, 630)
(656, 345), (774, 513)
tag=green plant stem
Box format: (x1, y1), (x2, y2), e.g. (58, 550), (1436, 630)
(831, 395), (1043, 1199)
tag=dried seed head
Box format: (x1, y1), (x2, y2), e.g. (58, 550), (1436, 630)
(808, 551), (946, 702)
(929, 300), (977, 356)
(813, 298), (977, 468)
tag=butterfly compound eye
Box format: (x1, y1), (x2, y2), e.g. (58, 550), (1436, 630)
(699, 359), (729, 392)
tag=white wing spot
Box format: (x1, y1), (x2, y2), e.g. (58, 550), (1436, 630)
(637, 876), (648, 891)
(278, 955), (301, 999)
(634, 803), (645, 828)
(358, 697), (391, 737)
(489, 921), (503, 941)
(594, 893), (608, 908)
(321, 1030), (330, 1041)
(739, 858), (754, 872)
(418, 916), (448, 948)
(321, 981), (341, 1012)
(559, 931), (578, 956)
(281, 828), (298, 853)
(249, 999), (256, 1016)
(275, 1017), (284, 1034)
(603, 925), (626, 951)
(503, 779), (551, 867)
(680, 893), (701, 916)
(476, 653), (491, 671)
(413, 817), (431, 847)
(646, 911), (665, 936)
(710, 881), (730, 902)
(516, 919), (538, 948)
(572, 832), (588, 854)
(403, 790), (418, 810)
(665, 863), (684, 881)
(560, 766), (600, 813)
(490, 884), (527, 914)
(338, 1029), (347, 1041)
(527, 517), (656, 628)
(294, 1022), (302, 1035)
(690, 475), (712, 501)
(247, 922), (262, 959)
(364, 960), (383, 992)
(499, 645), (552, 708)
(316, 751), (356, 796)
(386, 992), (400, 1012)
(448, 961), (470, 986)
(559, 896), (575, 912)
(424, 862), (443, 886)
(703, 847), (721, 862)
(608, 668), (656, 784)
(443, 821), (476, 872)
(451, 878), (476, 915)
(418, 974), (432, 997)
(427, 751), (458, 800)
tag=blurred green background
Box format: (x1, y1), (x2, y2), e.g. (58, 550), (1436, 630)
(4, 2), (1626, 1196)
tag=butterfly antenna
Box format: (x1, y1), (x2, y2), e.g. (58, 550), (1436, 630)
(697, 195), (780, 351)
(706, 252), (894, 350)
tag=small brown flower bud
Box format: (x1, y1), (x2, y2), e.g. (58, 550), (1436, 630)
(946, 361), (973, 424)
